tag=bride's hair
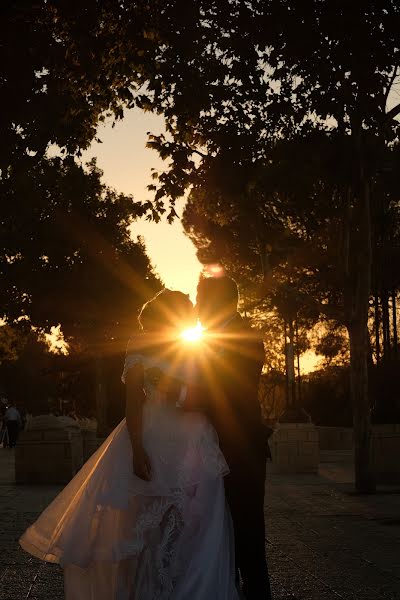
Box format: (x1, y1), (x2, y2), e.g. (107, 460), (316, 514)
(139, 289), (193, 331)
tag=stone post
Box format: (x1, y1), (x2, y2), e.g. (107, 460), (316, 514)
(15, 416), (83, 484)
(271, 422), (319, 474)
(372, 424), (400, 484)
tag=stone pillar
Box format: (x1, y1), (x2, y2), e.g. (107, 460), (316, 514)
(15, 428), (83, 484)
(271, 422), (319, 473)
(372, 424), (400, 484)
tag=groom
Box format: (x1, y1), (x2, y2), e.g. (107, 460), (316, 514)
(195, 275), (272, 600)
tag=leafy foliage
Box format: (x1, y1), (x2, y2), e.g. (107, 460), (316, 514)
(302, 366), (353, 427)
(0, 324), (26, 364)
(1, 156), (162, 349)
(0, 327), (56, 413)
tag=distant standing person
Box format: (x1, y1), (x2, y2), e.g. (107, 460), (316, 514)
(0, 411), (8, 448)
(4, 401), (22, 448)
(18, 404), (27, 430)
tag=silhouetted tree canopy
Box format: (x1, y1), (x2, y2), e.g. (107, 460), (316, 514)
(1, 156), (161, 350)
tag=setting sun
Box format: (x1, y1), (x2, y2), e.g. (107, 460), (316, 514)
(180, 322), (204, 343)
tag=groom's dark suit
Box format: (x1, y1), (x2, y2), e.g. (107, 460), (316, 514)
(192, 313), (272, 599)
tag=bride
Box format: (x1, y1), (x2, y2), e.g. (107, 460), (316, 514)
(20, 289), (239, 599)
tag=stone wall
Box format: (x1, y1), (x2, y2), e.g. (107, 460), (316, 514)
(271, 423), (319, 473)
(317, 426), (354, 463)
(317, 426), (354, 451)
(271, 422), (400, 481)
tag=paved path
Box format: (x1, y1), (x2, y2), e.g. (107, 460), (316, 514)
(1, 449), (399, 599)
(266, 465), (400, 599)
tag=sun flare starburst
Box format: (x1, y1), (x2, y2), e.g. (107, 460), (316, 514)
(180, 322), (205, 343)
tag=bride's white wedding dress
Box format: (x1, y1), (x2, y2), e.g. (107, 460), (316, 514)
(20, 343), (239, 599)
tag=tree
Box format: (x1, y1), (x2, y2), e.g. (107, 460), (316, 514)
(3, 1), (400, 491)
(0, 326), (57, 413)
(1, 155), (161, 344)
(1, 1), (124, 170)
(371, 154), (400, 363)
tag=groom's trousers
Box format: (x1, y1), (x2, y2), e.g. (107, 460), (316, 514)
(223, 430), (272, 600)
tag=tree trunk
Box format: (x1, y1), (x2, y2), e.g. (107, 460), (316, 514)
(295, 317), (302, 404)
(283, 319), (290, 405)
(392, 290), (398, 353)
(280, 316), (309, 423)
(381, 290), (391, 357)
(374, 293), (380, 363)
(348, 319), (375, 493)
(286, 318), (296, 407)
(347, 177), (376, 493)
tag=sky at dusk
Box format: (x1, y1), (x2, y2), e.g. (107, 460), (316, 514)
(81, 109), (202, 302)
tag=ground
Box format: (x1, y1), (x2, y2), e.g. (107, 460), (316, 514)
(1, 450), (399, 600)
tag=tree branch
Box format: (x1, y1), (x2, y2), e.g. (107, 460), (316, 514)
(385, 102), (400, 122)
(384, 65), (398, 108)
(185, 145), (208, 159)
